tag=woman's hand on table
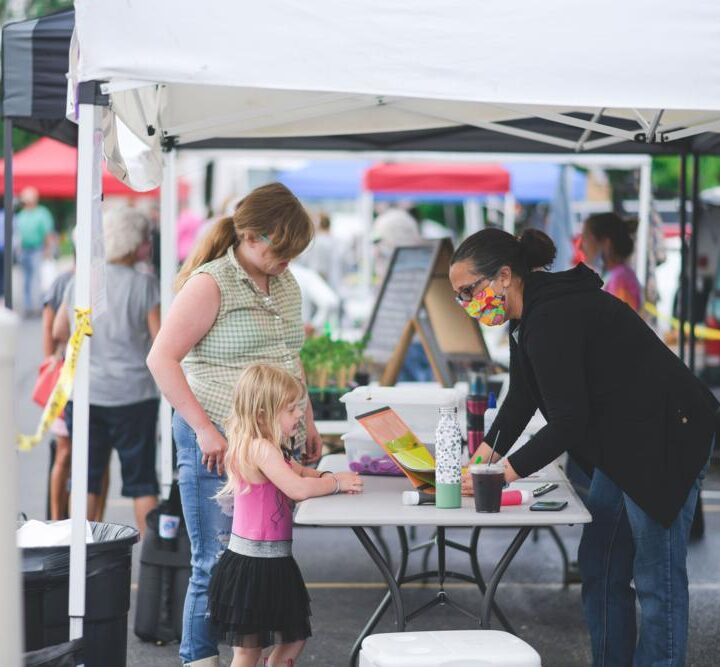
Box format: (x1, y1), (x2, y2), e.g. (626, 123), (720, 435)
(461, 458), (521, 496)
(197, 424), (228, 475)
(474, 441), (502, 465)
(335, 471), (364, 494)
(503, 459), (520, 483)
(461, 472), (474, 497)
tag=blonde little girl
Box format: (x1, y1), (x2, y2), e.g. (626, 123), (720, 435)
(208, 364), (362, 667)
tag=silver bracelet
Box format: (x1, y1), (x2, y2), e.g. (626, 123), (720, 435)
(332, 475), (341, 494)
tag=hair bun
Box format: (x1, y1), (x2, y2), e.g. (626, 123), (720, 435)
(519, 229), (556, 270)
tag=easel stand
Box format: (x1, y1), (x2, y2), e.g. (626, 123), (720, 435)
(364, 239), (490, 387)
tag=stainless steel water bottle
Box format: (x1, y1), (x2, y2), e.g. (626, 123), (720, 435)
(435, 406), (462, 508)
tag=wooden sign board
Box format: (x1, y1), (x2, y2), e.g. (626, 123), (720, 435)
(364, 239), (490, 387)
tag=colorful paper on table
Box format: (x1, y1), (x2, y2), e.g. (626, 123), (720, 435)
(355, 406), (436, 492)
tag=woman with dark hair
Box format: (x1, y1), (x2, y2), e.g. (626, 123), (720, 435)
(581, 212), (642, 311)
(450, 228), (717, 667)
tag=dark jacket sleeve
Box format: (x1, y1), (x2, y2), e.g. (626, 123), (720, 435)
(507, 312), (590, 477)
(484, 327), (538, 457)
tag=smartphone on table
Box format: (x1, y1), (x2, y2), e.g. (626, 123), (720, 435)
(530, 500), (568, 511)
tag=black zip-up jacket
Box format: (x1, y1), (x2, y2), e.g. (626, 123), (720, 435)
(484, 263), (718, 527)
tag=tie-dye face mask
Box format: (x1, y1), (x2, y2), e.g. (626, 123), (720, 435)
(461, 284), (508, 326)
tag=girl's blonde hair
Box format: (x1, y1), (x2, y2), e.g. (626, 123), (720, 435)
(219, 364), (305, 496)
(175, 182), (314, 290)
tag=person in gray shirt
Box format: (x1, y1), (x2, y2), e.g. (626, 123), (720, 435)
(54, 206), (161, 536)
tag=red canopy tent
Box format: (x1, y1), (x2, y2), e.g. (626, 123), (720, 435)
(363, 162), (510, 195)
(0, 137), (187, 198)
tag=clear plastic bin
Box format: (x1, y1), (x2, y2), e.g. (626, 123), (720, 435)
(342, 430), (403, 476)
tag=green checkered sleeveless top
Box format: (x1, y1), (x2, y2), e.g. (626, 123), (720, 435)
(182, 246), (305, 431)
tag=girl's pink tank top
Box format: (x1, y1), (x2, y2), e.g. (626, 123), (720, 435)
(232, 469), (294, 542)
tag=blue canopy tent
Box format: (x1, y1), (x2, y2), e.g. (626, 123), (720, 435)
(503, 162), (586, 203)
(276, 160), (370, 200)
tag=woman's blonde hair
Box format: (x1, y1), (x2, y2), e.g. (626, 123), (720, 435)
(218, 364), (305, 496)
(175, 182), (314, 290)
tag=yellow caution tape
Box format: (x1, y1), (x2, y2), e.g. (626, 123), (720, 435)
(643, 301), (720, 341)
(18, 308), (93, 451)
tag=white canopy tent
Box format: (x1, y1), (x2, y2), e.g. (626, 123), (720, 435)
(73, 0), (720, 180)
(62, 0), (720, 642)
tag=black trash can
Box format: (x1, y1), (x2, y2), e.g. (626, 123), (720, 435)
(22, 522), (139, 667)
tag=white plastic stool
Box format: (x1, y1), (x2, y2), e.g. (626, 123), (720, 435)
(359, 630), (541, 667)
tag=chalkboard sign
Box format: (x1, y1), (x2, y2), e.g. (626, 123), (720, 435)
(364, 244), (436, 364)
(364, 239), (490, 387)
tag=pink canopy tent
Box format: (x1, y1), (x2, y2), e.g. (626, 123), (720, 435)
(363, 162), (510, 196)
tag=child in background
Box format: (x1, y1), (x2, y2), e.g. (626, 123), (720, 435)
(41, 268), (74, 519)
(581, 212), (642, 312)
(208, 365), (362, 667)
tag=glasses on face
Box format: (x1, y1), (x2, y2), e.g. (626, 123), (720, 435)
(454, 276), (490, 305)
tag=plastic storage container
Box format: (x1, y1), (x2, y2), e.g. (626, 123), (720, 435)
(341, 385), (464, 443)
(342, 430), (404, 475)
(22, 522), (139, 667)
(359, 630), (541, 666)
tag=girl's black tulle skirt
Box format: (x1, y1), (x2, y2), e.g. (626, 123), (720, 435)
(207, 548), (312, 648)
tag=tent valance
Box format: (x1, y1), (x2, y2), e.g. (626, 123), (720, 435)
(0, 137), (186, 198)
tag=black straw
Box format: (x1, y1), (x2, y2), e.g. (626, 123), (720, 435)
(487, 430), (501, 467)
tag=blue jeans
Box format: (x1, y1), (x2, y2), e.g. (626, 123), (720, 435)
(20, 247), (41, 311)
(173, 412), (232, 664)
(578, 447), (711, 667)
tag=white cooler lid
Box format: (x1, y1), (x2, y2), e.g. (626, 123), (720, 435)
(341, 385), (460, 407)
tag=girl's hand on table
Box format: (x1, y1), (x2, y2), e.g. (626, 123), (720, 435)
(335, 471), (364, 494)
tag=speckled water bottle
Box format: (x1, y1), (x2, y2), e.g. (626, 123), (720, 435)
(435, 406), (462, 508)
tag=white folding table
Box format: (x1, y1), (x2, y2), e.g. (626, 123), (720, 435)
(294, 454), (590, 666)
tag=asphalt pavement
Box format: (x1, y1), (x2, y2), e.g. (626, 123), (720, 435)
(12, 307), (720, 667)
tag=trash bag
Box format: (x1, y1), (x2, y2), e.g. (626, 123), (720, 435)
(22, 522), (139, 667)
(24, 638), (83, 667)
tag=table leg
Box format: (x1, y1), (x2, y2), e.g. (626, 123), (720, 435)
(480, 527), (532, 628)
(545, 526), (571, 585)
(349, 527), (408, 667)
(468, 527), (516, 634)
(369, 526), (393, 571)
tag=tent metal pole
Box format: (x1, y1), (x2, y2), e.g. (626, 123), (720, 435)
(463, 198), (482, 236)
(4, 118), (13, 310)
(689, 155), (700, 373)
(502, 193), (516, 234)
(359, 191), (374, 290)
(69, 88), (104, 641)
(0, 310), (22, 666)
(678, 155), (687, 363)
(159, 144), (178, 499)
(636, 160), (652, 289)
